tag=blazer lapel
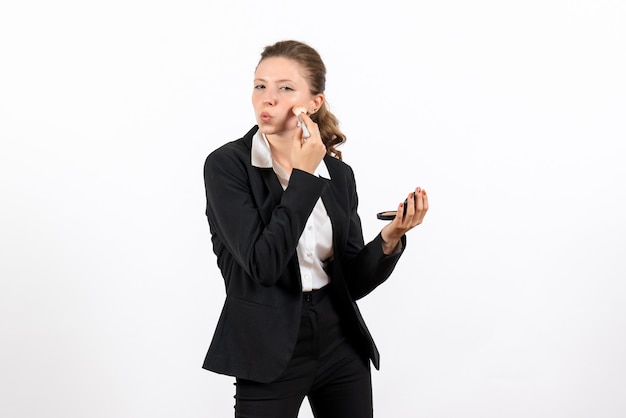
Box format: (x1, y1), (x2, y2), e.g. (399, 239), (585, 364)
(321, 181), (348, 257)
(242, 127), (284, 226)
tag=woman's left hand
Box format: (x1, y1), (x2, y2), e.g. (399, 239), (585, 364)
(380, 187), (429, 254)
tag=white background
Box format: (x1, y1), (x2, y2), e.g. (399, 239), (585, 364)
(1, 0), (625, 417)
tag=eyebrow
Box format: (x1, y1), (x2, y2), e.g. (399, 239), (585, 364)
(254, 78), (296, 84)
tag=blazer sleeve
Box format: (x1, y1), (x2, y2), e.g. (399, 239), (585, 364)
(339, 164), (406, 300)
(204, 143), (328, 288)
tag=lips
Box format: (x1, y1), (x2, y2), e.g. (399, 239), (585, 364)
(260, 112), (272, 122)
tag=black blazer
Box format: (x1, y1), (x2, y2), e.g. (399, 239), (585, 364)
(202, 126), (406, 383)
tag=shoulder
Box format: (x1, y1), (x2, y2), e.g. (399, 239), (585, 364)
(205, 126), (258, 169)
(324, 155), (356, 182)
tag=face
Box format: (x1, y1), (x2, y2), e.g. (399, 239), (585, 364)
(252, 57), (323, 137)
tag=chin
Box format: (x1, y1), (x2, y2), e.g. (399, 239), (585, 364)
(257, 125), (272, 135)
(258, 123), (280, 135)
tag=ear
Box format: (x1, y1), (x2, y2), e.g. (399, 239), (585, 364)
(310, 94), (324, 113)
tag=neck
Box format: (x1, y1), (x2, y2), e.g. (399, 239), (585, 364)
(265, 132), (294, 173)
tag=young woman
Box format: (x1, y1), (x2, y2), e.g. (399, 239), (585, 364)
(202, 40), (428, 418)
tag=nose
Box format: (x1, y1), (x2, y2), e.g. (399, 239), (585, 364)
(261, 89), (276, 106)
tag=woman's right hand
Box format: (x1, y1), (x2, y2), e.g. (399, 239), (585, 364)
(291, 112), (326, 174)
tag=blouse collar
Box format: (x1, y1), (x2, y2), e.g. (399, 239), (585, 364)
(251, 129), (330, 179)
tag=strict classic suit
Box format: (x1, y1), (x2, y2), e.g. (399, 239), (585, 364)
(202, 126), (406, 384)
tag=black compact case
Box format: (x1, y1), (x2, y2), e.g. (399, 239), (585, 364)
(376, 197), (409, 220)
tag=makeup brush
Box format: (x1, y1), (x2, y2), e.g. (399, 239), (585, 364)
(292, 105), (311, 138)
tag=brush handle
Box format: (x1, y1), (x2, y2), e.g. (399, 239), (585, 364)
(297, 114), (311, 138)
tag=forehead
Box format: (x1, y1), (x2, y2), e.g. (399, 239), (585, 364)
(255, 57), (308, 82)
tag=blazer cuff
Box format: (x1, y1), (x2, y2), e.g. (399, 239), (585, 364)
(374, 233), (406, 260)
(289, 169), (328, 196)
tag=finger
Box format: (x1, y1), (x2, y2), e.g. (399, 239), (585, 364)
(413, 193), (424, 226)
(392, 200), (405, 224)
(405, 191), (420, 227)
(414, 189), (428, 225)
(299, 112), (320, 138)
(292, 124), (305, 145)
(405, 192), (415, 221)
(410, 187), (421, 210)
(299, 111), (313, 123)
(295, 113), (311, 138)
(292, 133), (303, 153)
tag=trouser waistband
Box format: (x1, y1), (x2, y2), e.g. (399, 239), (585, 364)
(302, 285), (329, 303)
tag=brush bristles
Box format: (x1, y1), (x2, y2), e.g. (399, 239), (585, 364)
(292, 105), (307, 116)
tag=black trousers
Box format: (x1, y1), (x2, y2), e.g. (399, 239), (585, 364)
(234, 286), (373, 418)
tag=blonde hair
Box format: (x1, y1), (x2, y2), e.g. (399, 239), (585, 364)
(259, 40), (346, 160)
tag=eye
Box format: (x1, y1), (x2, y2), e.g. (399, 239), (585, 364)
(254, 84), (265, 89)
(280, 86), (294, 91)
